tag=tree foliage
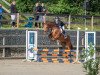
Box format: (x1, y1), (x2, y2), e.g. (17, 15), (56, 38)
(89, 0), (100, 12)
(16, 0), (34, 12)
(13, 0), (100, 15)
(47, 0), (84, 15)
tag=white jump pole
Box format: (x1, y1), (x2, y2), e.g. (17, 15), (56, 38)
(73, 27), (81, 64)
(76, 30), (79, 61)
(26, 29), (28, 60)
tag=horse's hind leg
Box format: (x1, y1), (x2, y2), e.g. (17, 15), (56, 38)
(60, 42), (66, 48)
(66, 35), (73, 50)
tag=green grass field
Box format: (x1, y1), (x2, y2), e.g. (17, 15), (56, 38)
(1, 23), (100, 31)
(70, 24), (100, 31)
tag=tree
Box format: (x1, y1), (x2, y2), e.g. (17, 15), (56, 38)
(47, 0), (84, 15)
(14, 0), (99, 15)
(16, 0), (34, 12)
(89, 0), (100, 13)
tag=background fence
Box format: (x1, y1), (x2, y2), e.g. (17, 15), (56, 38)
(0, 29), (100, 58)
(0, 13), (100, 30)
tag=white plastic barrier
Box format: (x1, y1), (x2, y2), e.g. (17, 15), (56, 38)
(26, 30), (37, 61)
(85, 32), (96, 60)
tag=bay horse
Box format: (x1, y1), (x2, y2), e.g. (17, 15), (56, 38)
(43, 21), (73, 50)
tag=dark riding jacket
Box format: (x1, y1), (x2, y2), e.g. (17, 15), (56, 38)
(55, 20), (65, 28)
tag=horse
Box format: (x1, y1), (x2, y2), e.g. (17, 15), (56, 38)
(43, 21), (73, 50)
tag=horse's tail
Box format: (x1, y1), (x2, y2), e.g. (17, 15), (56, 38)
(66, 35), (73, 50)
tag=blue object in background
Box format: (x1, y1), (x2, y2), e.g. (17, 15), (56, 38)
(88, 33), (94, 45)
(29, 32), (34, 44)
(25, 17), (34, 28)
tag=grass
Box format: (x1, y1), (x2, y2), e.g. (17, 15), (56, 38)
(0, 14), (100, 31)
(1, 23), (100, 31)
(70, 24), (100, 31)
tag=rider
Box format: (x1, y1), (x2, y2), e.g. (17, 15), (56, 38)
(54, 16), (66, 37)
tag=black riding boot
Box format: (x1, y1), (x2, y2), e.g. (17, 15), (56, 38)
(11, 21), (16, 28)
(63, 30), (66, 38)
(63, 30), (65, 35)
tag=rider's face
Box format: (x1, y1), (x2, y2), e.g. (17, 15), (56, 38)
(12, 1), (16, 5)
(55, 18), (59, 24)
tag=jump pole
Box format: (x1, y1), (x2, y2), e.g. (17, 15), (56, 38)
(73, 28), (81, 64)
(26, 29), (28, 60)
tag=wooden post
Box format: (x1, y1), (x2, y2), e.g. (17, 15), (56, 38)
(17, 13), (19, 28)
(68, 15), (71, 30)
(2, 37), (5, 57)
(91, 16), (94, 31)
(82, 38), (84, 45)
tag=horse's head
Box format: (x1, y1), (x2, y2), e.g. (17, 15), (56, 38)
(43, 21), (57, 32)
(43, 23), (49, 32)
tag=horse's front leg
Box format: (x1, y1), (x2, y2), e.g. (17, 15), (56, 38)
(48, 33), (56, 41)
(48, 33), (52, 39)
(60, 41), (66, 48)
